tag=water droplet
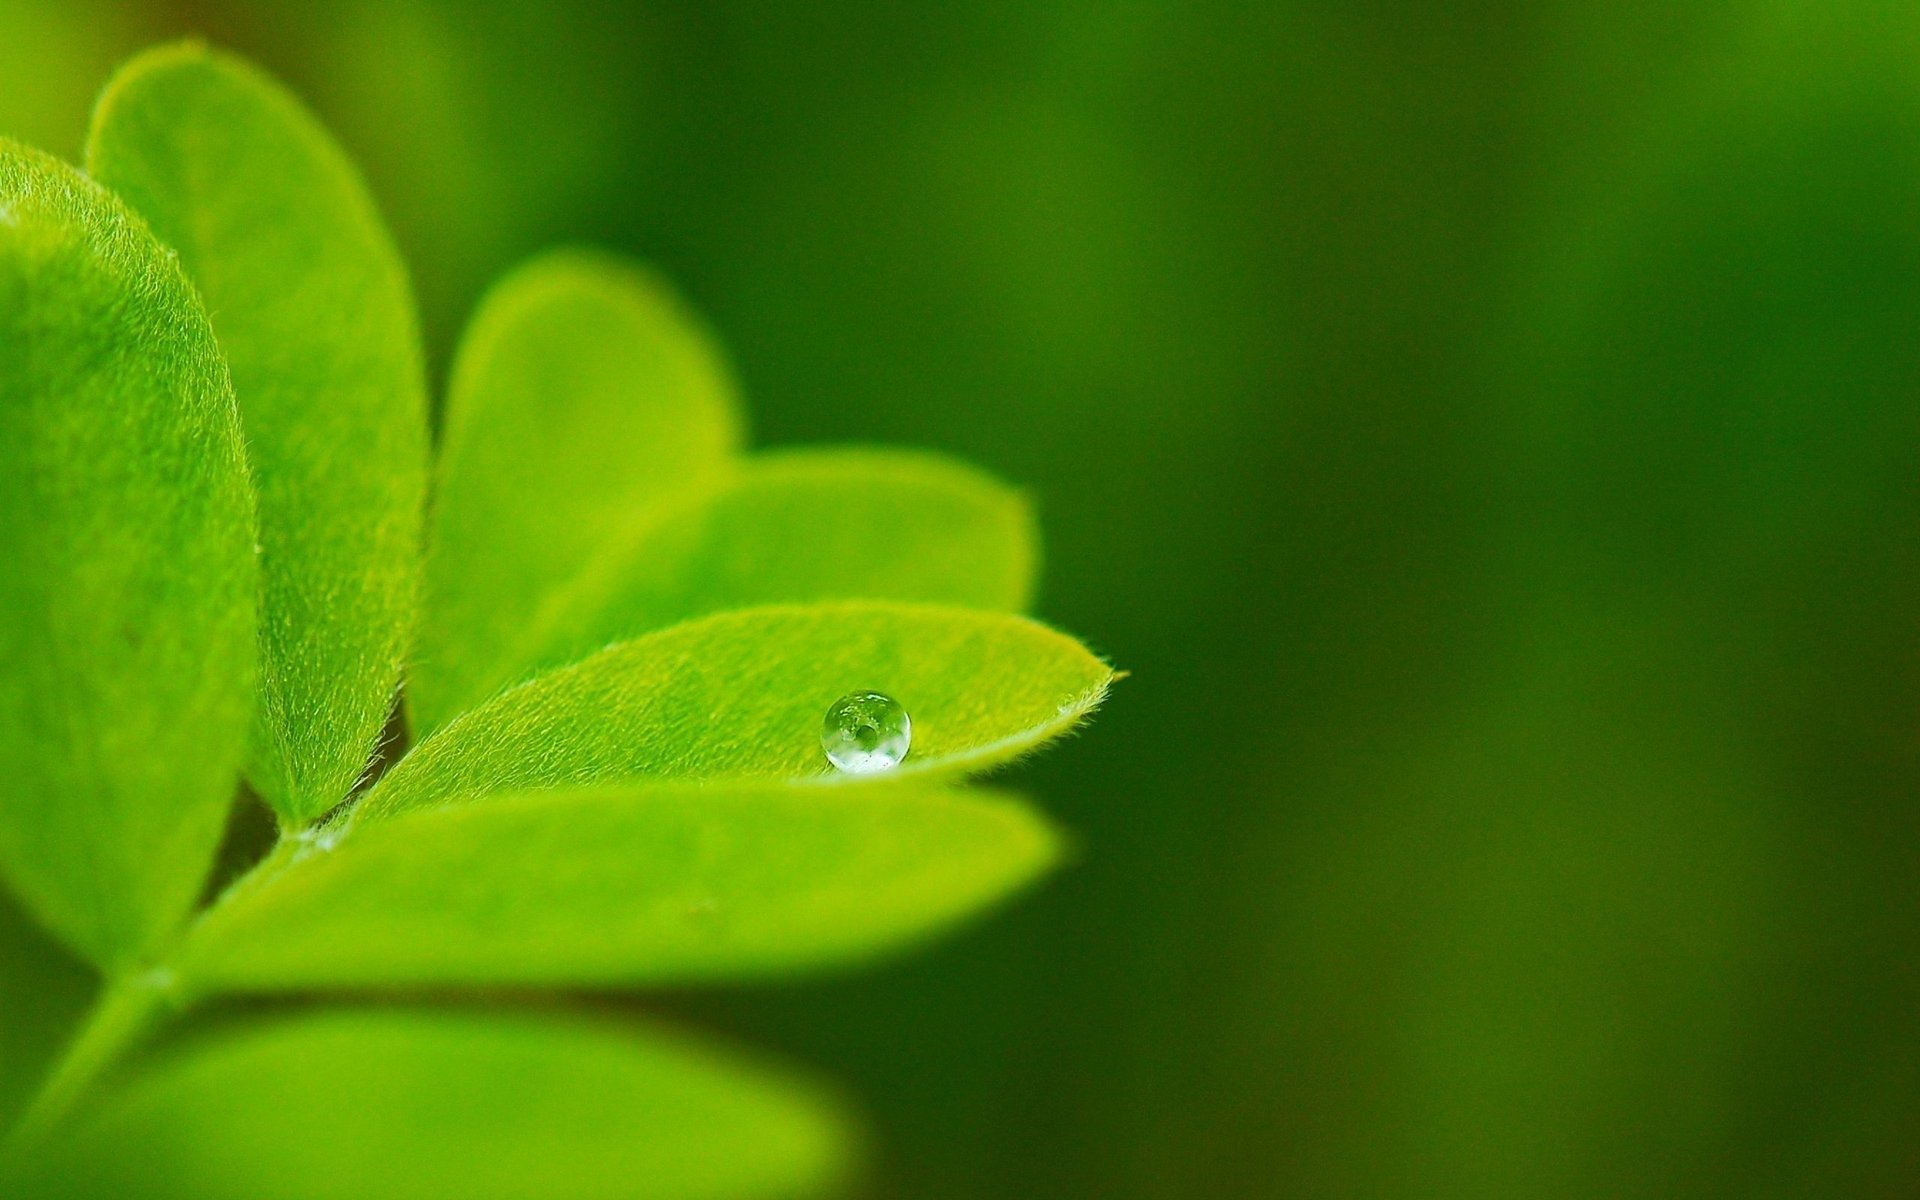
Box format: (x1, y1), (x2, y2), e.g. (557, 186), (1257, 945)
(822, 691), (911, 774)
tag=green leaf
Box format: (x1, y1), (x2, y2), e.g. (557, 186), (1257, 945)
(11, 1009), (849, 1200)
(0, 139), (255, 968)
(359, 602), (1112, 822)
(88, 43), (430, 825)
(0, 893), (93, 1132)
(179, 783), (1056, 990)
(412, 248), (743, 735)
(509, 446), (1039, 690)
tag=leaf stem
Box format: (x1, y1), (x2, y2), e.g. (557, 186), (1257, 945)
(3, 968), (177, 1154)
(2, 830), (332, 1158)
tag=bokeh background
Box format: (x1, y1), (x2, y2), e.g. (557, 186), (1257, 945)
(5, 1), (1919, 1196)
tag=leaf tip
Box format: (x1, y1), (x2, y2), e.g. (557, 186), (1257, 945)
(88, 39), (219, 143)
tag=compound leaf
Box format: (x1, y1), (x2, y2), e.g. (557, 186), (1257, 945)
(412, 249), (743, 734)
(11, 1009), (848, 1200)
(359, 602), (1111, 822)
(180, 782), (1056, 990)
(0, 140), (255, 969)
(88, 43), (430, 825)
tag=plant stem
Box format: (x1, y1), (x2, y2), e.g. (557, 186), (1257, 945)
(3, 969), (176, 1154)
(1, 832), (319, 1158)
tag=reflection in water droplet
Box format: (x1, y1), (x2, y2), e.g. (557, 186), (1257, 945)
(822, 691), (911, 774)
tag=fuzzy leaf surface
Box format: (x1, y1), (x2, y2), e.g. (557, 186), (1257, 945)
(360, 602), (1111, 821)
(181, 782), (1055, 990)
(512, 446), (1039, 687)
(10, 1009), (847, 1200)
(88, 44), (430, 824)
(0, 140), (255, 968)
(413, 249), (742, 733)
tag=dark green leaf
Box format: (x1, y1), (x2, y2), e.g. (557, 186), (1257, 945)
(0, 892), (92, 1132)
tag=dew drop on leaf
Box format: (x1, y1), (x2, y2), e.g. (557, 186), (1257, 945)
(822, 692), (911, 774)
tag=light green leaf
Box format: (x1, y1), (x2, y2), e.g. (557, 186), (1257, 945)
(412, 249), (743, 735)
(511, 446), (1039, 688)
(180, 783), (1056, 990)
(0, 140), (255, 969)
(88, 43), (430, 825)
(360, 602), (1112, 822)
(11, 1009), (849, 1200)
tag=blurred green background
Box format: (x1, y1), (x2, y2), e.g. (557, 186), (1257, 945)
(5, 1), (1919, 1195)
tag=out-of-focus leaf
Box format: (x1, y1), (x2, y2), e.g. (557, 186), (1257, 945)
(0, 140), (254, 969)
(180, 782), (1056, 990)
(513, 446), (1039, 685)
(412, 249), (743, 734)
(1502, 22), (1920, 595)
(360, 602), (1111, 822)
(88, 44), (429, 825)
(0, 892), (92, 1132)
(1431, 16), (1920, 1193)
(12, 1009), (849, 1200)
